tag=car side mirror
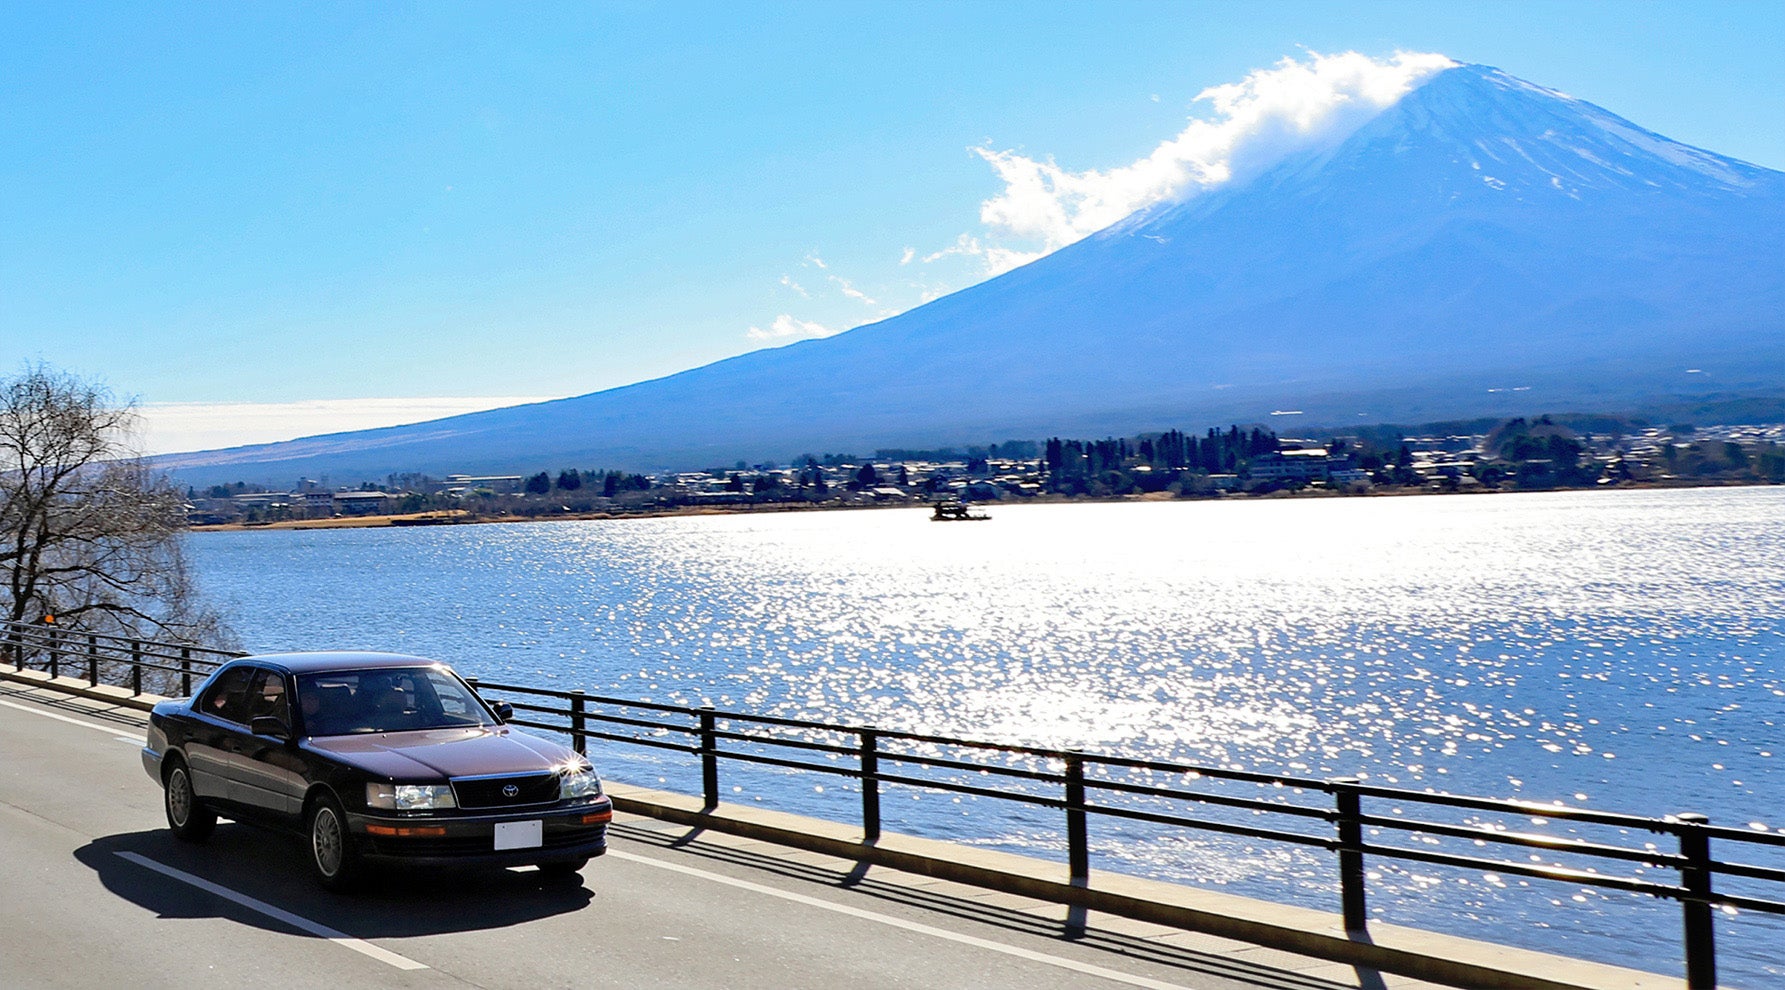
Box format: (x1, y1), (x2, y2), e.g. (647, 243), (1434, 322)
(250, 715), (292, 741)
(491, 701), (514, 724)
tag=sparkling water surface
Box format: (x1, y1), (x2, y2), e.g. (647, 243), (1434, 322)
(188, 487), (1785, 984)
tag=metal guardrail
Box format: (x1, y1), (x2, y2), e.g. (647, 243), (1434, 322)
(6, 619), (1780, 989)
(2, 620), (241, 698)
(470, 679), (1785, 990)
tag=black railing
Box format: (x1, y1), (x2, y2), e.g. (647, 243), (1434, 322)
(468, 678), (1785, 990)
(5, 619), (1781, 988)
(1, 620), (240, 699)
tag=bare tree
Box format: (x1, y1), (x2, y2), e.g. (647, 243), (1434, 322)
(0, 364), (229, 644)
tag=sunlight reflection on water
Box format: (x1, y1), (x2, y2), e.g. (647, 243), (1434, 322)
(191, 487), (1785, 984)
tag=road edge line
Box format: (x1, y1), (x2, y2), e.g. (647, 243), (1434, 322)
(113, 852), (428, 972)
(608, 848), (1193, 990)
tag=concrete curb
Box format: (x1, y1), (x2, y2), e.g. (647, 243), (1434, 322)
(0, 667), (166, 712)
(605, 782), (1684, 990)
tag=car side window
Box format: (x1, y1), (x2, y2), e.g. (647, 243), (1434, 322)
(198, 666), (255, 724)
(247, 668), (291, 727)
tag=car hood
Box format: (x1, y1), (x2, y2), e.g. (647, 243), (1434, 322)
(305, 727), (579, 780)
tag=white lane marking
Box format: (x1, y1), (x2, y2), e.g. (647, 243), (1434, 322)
(0, 698), (142, 737)
(114, 852), (428, 972)
(608, 849), (1194, 990)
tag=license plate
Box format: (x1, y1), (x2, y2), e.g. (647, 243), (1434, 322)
(494, 820), (543, 850)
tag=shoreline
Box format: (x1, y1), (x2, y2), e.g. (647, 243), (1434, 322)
(186, 478), (1773, 533)
(188, 500), (925, 532)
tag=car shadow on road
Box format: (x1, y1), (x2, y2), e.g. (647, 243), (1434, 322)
(75, 824), (595, 939)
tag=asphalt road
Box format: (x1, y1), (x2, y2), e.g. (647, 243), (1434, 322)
(0, 682), (1438, 990)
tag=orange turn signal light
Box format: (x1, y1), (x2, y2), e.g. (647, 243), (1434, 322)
(365, 825), (447, 837)
(581, 810), (613, 825)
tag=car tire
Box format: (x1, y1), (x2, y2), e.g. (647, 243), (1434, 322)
(163, 757), (216, 842)
(307, 795), (362, 892)
(537, 857), (588, 880)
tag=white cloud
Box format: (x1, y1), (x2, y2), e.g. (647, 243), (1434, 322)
(746, 314), (833, 342)
(827, 273), (876, 306)
(139, 397), (555, 455)
(768, 52), (1458, 328)
(799, 254), (877, 305)
(752, 257), (882, 345)
(921, 233), (981, 264)
(917, 233), (1046, 277)
(984, 245), (1045, 274)
(965, 50), (1455, 258)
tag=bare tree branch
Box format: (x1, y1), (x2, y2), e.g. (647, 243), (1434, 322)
(0, 363), (233, 648)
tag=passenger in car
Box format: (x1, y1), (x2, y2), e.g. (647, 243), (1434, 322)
(251, 677), (285, 719)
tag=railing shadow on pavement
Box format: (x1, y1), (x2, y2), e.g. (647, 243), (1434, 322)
(610, 820), (1378, 990)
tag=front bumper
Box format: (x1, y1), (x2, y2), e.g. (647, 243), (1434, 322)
(345, 796), (613, 868)
(141, 746), (163, 783)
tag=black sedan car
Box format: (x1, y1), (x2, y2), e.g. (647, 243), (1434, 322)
(142, 652), (612, 890)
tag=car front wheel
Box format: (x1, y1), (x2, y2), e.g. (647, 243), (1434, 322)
(164, 757), (216, 842)
(307, 796), (362, 892)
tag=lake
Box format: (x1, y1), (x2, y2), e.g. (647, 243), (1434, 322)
(188, 486), (1785, 984)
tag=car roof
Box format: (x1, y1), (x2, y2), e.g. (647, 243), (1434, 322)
(228, 651), (454, 676)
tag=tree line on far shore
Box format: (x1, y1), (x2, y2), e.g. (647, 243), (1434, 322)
(194, 411), (1785, 526)
(286, 412), (1785, 523)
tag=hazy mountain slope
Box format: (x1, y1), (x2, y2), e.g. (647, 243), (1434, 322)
(162, 64), (1785, 485)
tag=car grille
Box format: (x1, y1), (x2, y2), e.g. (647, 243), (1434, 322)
(369, 823), (606, 857)
(451, 772), (560, 809)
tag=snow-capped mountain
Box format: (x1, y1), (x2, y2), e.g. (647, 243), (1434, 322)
(163, 64), (1785, 484)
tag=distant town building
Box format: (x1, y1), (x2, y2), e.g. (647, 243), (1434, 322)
(443, 475), (524, 494)
(1247, 449), (1333, 482)
(301, 491), (335, 516)
(333, 491), (396, 515)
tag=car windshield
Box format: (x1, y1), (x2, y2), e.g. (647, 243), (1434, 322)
(296, 666), (495, 735)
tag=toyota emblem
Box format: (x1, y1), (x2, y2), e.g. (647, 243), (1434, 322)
(502, 783), (520, 799)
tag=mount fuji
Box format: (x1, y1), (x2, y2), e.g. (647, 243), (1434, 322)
(162, 64), (1785, 485)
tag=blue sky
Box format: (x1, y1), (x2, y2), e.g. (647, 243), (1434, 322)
(5, 1), (1782, 452)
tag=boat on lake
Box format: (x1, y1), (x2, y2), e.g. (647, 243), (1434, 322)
(930, 499), (990, 522)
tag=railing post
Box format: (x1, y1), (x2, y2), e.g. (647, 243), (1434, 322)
(87, 634), (99, 687)
(1065, 752), (1089, 886)
(1332, 777), (1368, 932)
(179, 648), (192, 697)
(131, 640), (143, 696)
(570, 689), (587, 755)
(1675, 812), (1716, 990)
(860, 729), (881, 842)
(48, 627), (60, 679)
(699, 706), (719, 811)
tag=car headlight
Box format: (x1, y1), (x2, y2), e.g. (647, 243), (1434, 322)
(560, 764), (603, 802)
(366, 782), (458, 812)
